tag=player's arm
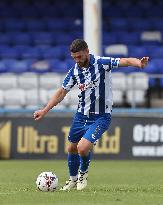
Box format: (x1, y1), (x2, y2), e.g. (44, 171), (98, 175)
(33, 87), (68, 120)
(119, 57), (149, 68)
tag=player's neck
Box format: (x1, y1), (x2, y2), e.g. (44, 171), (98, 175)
(80, 55), (90, 69)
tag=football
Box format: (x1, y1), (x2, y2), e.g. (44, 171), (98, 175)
(36, 171), (58, 192)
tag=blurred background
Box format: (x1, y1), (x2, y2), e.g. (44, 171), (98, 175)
(0, 0), (163, 160)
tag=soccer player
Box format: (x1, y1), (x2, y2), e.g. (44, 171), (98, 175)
(33, 39), (149, 191)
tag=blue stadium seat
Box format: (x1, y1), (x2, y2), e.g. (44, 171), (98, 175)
(103, 32), (117, 45)
(25, 20), (47, 31)
(42, 47), (63, 59)
(21, 47), (42, 59)
(117, 32), (140, 45)
(152, 58), (163, 87)
(0, 47), (20, 59)
(12, 0), (30, 8)
(0, 34), (11, 45)
(144, 7), (163, 18)
(11, 33), (32, 45)
(19, 7), (39, 18)
(65, 58), (74, 68)
(37, 6), (62, 18)
(149, 47), (163, 58)
(160, 79), (163, 88)
(32, 32), (53, 45)
(46, 19), (66, 31)
(0, 7), (19, 18)
(66, 19), (83, 32)
(143, 61), (158, 74)
(41, 45), (70, 60)
(152, 59), (163, 74)
(141, 40), (161, 46)
(123, 7), (144, 18)
(72, 31), (83, 39)
(49, 59), (68, 73)
(115, 0), (132, 9)
(61, 5), (82, 18)
(54, 33), (73, 45)
(32, 1), (50, 8)
(35, 45), (51, 57)
(4, 19), (25, 31)
(137, 1), (153, 9)
(60, 45), (70, 58)
(143, 61), (158, 88)
(128, 19), (152, 31)
(109, 18), (128, 31)
(0, 61), (7, 72)
(148, 78), (157, 88)
(3, 59), (30, 73)
(0, 21), (5, 32)
(30, 60), (51, 73)
(145, 45), (160, 58)
(104, 6), (124, 18)
(150, 19), (163, 30)
(128, 46), (147, 57)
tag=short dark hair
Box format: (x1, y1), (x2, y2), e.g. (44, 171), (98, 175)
(70, 39), (88, 53)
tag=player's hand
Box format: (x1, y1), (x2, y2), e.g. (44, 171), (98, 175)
(140, 57), (149, 68)
(33, 109), (47, 121)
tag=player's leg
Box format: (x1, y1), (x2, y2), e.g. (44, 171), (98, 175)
(76, 113), (112, 190)
(76, 138), (92, 190)
(60, 142), (79, 190)
(60, 112), (85, 191)
(77, 138), (92, 172)
(67, 142), (79, 181)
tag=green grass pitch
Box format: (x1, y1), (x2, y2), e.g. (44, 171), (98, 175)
(0, 160), (163, 205)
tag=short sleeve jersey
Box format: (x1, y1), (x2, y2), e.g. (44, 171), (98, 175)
(62, 54), (120, 115)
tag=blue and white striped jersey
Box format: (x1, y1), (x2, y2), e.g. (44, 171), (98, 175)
(62, 54), (120, 116)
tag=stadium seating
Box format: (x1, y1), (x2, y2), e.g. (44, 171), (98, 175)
(112, 72), (127, 106)
(126, 72), (149, 106)
(0, 47), (20, 59)
(47, 89), (70, 109)
(68, 87), (80, 109)
(0, 73), (17, 89)
(0, 0), (162, 108)
(104, 44), (128, 57)
(39, 72), (62, 89)
(4, 88), (26, 108)
(12, 33), (32, 46)
(0, 90), (4, 106)
(0, 61), (7, 72)
(126, 90), (147, 106)
(17, 72), (38, 89)
(4, 59), (30, 73)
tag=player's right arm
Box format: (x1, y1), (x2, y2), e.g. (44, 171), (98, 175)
(33, 87), (68, 121)
(34, 67), (76, 121)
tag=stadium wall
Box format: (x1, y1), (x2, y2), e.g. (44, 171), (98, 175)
(0, 109), (163, 160)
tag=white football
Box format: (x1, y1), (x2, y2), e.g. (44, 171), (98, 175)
(36, 171), (58, 192)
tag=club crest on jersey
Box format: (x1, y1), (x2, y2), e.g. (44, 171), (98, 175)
(79, 83), (87, 91)
(79, 79), (98, 92)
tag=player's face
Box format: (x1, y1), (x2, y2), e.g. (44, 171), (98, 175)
(71, 49), (89, 68)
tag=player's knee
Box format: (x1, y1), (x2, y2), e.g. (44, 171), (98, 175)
(67, 144), (78, 154)
(77, 144), (87, 156)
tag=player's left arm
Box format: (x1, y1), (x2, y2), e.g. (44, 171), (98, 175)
(119, 57), (149, 68)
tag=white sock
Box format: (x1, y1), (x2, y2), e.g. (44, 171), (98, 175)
(70, 175), (78, 181)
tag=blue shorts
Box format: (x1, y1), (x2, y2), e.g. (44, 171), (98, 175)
(68, 112), (111, 144)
